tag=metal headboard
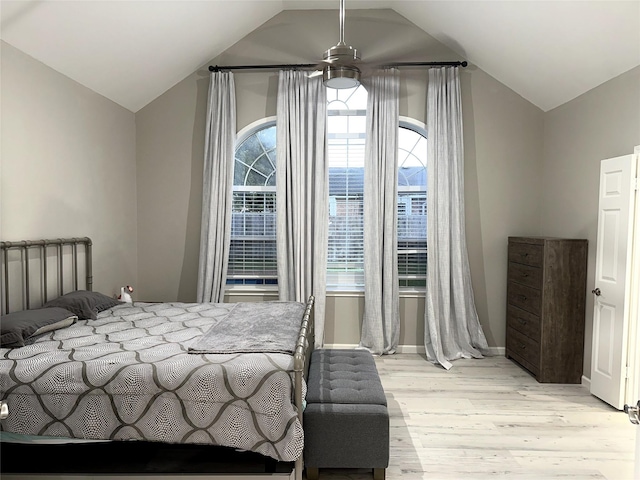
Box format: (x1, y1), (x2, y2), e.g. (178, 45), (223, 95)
(0, 237), (93, 315)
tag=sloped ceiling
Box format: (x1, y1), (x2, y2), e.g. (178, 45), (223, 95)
(1, 0), (638, 113)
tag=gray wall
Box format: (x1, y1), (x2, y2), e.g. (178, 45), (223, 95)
(1, 41), (138, 296)
(541, 66), (640, 378)
(135, 9), (545, 349)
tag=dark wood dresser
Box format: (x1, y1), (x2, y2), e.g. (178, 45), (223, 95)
(506, 236), (588, 383)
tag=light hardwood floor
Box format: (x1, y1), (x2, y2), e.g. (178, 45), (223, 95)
(318, 354), (637, 480)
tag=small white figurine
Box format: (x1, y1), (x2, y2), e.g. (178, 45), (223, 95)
(118, 285), (134, 303)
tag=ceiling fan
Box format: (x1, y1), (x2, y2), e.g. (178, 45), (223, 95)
(207, 0), (467, 81)
(310, 0), (362, 89)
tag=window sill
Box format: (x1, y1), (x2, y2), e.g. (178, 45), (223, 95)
(224, 285), (278, 296)
(224, 285), (425, 298)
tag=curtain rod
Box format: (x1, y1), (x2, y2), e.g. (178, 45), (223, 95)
(208, 61), (467, 72)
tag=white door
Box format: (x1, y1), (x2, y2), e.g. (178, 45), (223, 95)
(591, 153), (638, 410)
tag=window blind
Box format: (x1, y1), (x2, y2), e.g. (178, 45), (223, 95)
(227, 190), (277, 285)
(397, 192), (427, 287)
(326, 114), (366, 288)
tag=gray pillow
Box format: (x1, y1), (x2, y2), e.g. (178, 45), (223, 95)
(43, 290), (122, 320)
(1, 307), (78, 348)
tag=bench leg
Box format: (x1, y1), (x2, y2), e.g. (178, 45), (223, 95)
(373, 468), (385, 480)
(306, 467), (319, 480)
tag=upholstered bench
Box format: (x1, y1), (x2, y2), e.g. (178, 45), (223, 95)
(304, 349), (389, 480)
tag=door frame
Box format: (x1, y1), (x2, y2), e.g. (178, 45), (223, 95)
(627, 145), (640, 407)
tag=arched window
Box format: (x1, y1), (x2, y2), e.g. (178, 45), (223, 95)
(227, 95), (428, 290)
(397, 120), (427, 288)
(227, 120), (277, 285)
(326, 85), (368, 288)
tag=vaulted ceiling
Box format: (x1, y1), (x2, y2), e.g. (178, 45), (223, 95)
(1, 1), (638, 113)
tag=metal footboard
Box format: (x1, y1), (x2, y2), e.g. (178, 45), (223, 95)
(293, 295), (315, 480)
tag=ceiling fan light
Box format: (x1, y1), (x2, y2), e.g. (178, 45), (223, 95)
(323, 65), (361, 89)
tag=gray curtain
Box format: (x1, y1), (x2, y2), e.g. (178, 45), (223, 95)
(424, 67), (490, 369)
(276, 70), (328, 347)
(359, 69), (400, 355)
(196, 71), (236, 303)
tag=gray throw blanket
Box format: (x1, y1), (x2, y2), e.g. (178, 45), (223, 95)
(188, 301), (306, 354)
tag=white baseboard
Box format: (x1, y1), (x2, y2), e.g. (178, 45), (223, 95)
(396, 345), (425, 354)
(323, 343), (426, 353)
(488, 346), (506, 356)
(582, 375), (591, 389)
(324, 344), (506, 356)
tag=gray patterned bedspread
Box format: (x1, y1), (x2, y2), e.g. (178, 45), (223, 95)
(0, 302), (306, 462)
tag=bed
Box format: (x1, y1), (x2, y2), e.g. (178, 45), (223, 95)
(0, 238), (314, 480)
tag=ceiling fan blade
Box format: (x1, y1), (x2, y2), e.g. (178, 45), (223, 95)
(307, 69), (324, 78)
(322, 56), (340, 65)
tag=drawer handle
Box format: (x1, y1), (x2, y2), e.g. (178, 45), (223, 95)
(522, 253), (529, 258)
(520, 343), (526, 350)
(519, 294), (527, 301)
(519, 318), (527, 326)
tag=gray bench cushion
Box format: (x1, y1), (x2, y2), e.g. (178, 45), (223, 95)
(306, 349), (387, 406)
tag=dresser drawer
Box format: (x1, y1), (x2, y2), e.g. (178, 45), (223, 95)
(507, 304), (541, 340)
(508, 262), (542, 289)
(508, 242), (543, 267)
(507, 281), (541, 316)
(507, 326), (540, 369)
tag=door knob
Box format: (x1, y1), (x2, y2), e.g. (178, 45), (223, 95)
(592, 288), (601, 296)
